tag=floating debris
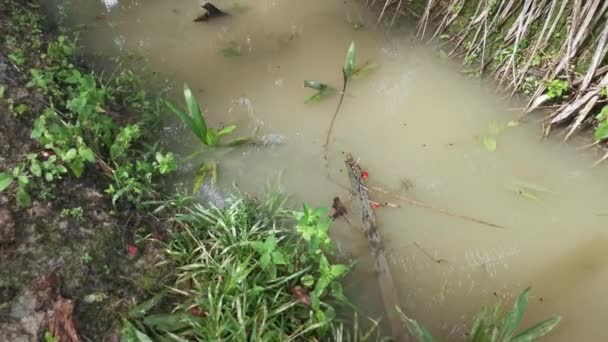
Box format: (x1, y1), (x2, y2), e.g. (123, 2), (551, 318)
(194, 3), (228, 22)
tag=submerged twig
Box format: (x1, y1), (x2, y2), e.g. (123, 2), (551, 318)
(369, 186), (505, 229)
(414, 241), (447, 264)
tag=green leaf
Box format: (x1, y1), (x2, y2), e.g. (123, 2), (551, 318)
(344, 41), (356, 80)
(183, 83), (208, 141)
(304, 80), (329, 92)
(301, 274), (315, 287)
(16, 187), (32, 207)
(271, 251), (287, 265)
(30, 163), (42, 177)
(71, 159), (84, 177)
(264, 235), (277, 251)
(0, 172), (14, 192)
(330, 264), (349, 278)
(260, 253), (271, 269)
(79, 147), (96, 162)
(500, 287), (529, 340)
(511, 316), (561, 342)
(216, 125), (236, 138)
(482, 136), (497, 152)
(396, 307), (437, 342)
(17, 175), (28, 186)
(45, 172), (53, 182)
(595, 122), (608, 141)
(64, 148), (78, 161)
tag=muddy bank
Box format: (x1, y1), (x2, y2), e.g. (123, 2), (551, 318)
(0, 1), (170, 340)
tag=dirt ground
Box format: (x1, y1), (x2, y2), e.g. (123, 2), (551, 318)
(0, 3), (167, 341)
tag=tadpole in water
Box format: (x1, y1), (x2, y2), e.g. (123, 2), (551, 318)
(194, 3), (228, 22)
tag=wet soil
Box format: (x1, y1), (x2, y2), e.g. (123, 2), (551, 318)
(0, 2), (168, 341)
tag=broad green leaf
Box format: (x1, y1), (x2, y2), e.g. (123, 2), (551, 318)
(71, 159), (84, 177)
(79, 147), (96, 162)
(396, 307), (437, 342)
(30, 163), (42, 177)
(512, 316), (561, 342)
(482, 136), (497, 152)
(264, 235), (277, 251)
(0, 172), (13, 192)
(595, 116), (608, 141)
(330, 264), (349, 278)
(45, 172), (53, 182)
(500, 287), (529, 340)
(260, 253), (271, 269)
(16, 187), (32, 207)
(344, 41), (356, 80)
(271, 251), (287, 265)
(64, 148), (78, 161)
(17, 175), (28, 186)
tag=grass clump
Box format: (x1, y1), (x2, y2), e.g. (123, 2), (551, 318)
(398, 287), (561, 342)
(122, 194), (358, 341)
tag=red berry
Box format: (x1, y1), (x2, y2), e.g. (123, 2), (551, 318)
(361, 171), (369, 180)
(371, 202), (380, 209)
(127, 245), (138, 256)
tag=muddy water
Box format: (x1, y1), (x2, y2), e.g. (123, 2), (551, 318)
(51, 0), (608, 340)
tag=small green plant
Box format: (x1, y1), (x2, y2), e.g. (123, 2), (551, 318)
(398, 287), (561, 342)
(0, 166), (32, 207)
(594, 105), (608, 141)
(167, 83), (240, 147)
(60, 206), (84, 221)
(44, 331), (59, 342)
(545, 79), (568, 99)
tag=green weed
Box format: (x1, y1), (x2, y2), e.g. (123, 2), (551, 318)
(398, 288), (561, 342)
(545, 79), (568, 100)
(122, 194), (354, 341)
(167, 83), (240, 147)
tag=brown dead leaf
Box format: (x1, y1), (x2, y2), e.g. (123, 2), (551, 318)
(48, 297), (81, 342)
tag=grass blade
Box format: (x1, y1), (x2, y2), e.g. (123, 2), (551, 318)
(512, 316), (562, 342)
(500, 287), (530, 340)
(183, 83), (207, 141)
(396, 307), (436, 342)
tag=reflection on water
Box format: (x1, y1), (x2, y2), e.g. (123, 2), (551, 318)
(101, 0), (118, 12)
(51, 0), (608, 340)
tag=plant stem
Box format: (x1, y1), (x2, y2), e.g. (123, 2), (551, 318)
(323, 69), (348, 161)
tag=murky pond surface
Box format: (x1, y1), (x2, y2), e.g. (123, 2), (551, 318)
(50, 0), (608, 340)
